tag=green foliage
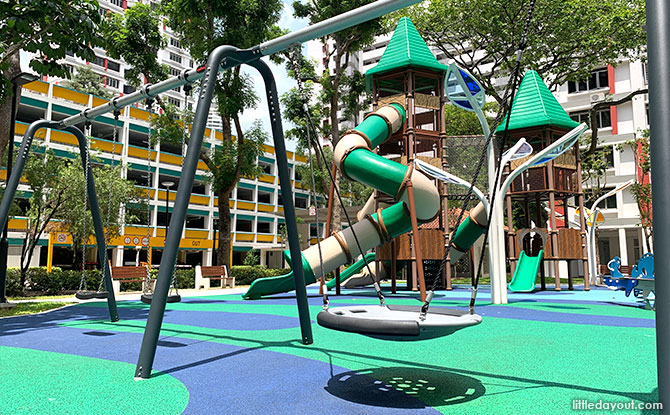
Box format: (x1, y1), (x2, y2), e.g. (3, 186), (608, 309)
(5, 267), (101, 296)
(102, 3), (168, 86)
(18, 147), (70, 277)
(230, 265), (286, 285)
(209, 121), (267, 194)
(388, 0), (646, 108)
(580, 141), (612, 199)
(444, 102), (496, 136)
(56, 157), (142, 266)
(63, 66), (112, 99)
(150, 104), (193, 148)
(243, 251), (260, 266)
(0, 0), (102, 98)
(620, 129), (652, 245)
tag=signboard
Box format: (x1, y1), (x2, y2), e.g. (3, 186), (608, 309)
(308, 205), (316, 216)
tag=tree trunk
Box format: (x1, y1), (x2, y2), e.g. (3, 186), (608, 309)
(217, 190), (232, 270)
(0, 51), (22, 164)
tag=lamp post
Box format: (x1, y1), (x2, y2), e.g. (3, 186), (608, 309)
(0, 72), (38, 306)
(162, 181), (174, 236)
(161, 181), (174, 268)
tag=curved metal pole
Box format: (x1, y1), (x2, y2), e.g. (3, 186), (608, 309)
(66, 126), (119, 322)
(0, 120), (57, 231)
(135, 45), (243, 379)
(0, 120), (119, 321)
(247, 58), (313, 345)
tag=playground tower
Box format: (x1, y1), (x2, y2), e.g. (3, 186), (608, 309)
(362, 17), (451, 295)
(497, 71), (590, 290)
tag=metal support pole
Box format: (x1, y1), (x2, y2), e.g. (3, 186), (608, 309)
(68, 126), (119, 322)
(647, 1), (670, 412)
(247, 58), (313, 345)
(135, 45), (244, 379)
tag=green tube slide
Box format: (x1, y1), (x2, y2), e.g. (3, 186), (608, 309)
(325, 252), (377, 290)
(242, 102), (488, 299)
(508, 250), (544, 292)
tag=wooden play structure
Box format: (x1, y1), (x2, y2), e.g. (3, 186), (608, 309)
(497, 71), (590, 290)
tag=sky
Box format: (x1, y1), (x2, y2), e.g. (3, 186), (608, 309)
(238, 2), (310, 152)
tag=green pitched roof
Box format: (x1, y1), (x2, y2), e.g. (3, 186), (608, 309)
(365, 17), (449, 91)
(495, 70), (580, 133)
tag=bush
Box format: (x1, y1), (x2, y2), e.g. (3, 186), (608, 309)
(231, 265), (287, 285)
(6, 268), (22, 297)
(144, 268), (194, 290)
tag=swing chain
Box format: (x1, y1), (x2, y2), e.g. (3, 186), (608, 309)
(287, 46), (328, 310)
(421, 0), (537, 317)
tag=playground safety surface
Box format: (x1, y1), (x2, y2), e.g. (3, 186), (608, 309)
(0, 285), (658, 414)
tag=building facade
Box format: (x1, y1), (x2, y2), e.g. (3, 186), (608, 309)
(8, 0), (317, 269)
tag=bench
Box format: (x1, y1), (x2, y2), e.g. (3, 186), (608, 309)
(111, 266), (151, 296)
(195, 265), (234, 289)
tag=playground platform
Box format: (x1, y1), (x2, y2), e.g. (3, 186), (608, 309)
(0, 284), (658, 414)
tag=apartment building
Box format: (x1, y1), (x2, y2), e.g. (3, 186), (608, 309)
(11, 79), (315, 269)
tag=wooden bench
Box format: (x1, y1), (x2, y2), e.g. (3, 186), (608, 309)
(195, 265), (234, 289)
(111, 266), (151, 296)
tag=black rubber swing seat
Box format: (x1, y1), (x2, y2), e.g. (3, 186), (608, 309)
(317, 304), (482, 340)
(140, 293), (182, 304)
(75, 290), (109, 300)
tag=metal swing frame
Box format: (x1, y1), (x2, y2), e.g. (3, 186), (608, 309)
(0, 121), (119, 321)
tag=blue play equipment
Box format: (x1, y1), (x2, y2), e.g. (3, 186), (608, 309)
(603, 253), (655, 309)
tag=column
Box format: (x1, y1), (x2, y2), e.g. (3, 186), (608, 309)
(618, 228), (629, 265)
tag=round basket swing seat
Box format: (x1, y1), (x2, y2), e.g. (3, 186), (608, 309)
(140, 293), (182, 305)
(75, 290), (109, 300)
(317, 304), (481, 340)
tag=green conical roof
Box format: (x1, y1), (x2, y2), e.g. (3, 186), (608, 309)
(495, 70), (580, 133)
(365, 17), (449, 91)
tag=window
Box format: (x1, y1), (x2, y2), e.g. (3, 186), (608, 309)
(170, 37), (181, 48)
(236, 219), (253, 232)
(604, 147), (614, 168)
(643, 62), (648, 85)
(295, 196), (308, 209)
(169, 52), (182, 64)
(237, 187), (254, 201)
(106, 77), (119, 89)
(167, 96), (181, 108)
(170, 67), (180, 77)
(123, 85), (136, 94)
(294, 169), (302, 181)
(92, 55), (106, 67)
(110, 0), (123, 7)
(258, 190), (272, 204)
(568, 68), (609, 93)
(257, 222), (272, 234)
(585, 189), (617, 209)
(107, 60), (120, 72)
(310, 223), (323, 238)
(258, 161), (273, 174)
(570, 109), (611, 129)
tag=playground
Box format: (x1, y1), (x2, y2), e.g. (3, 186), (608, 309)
(0, 0), (667, 413)
(0, 285), (658, 415)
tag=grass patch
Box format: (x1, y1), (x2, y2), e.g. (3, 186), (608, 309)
(0, 302), (74, 318)
(8, 294), (76, 300)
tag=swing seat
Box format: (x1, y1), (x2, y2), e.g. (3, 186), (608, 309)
(317, 305), (481, 340)
(75, 290), (109, 300)
(140, 293), (182, 304)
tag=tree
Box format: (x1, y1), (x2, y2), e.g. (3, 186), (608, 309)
(102, 3), (168, 88)
(56, 157), (141, 269)
(16, 148), (68, 283)
(0, 0), (103, 161)
(160, 0), (283, 268)
(63, 66), (112, 99)
(292, 0), (385, 231)
(621, 130), (652, 249)
(390, 0), (646, 112)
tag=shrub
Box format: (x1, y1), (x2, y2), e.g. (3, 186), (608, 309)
(6, 268), (23, 297)
(231, 265), (287, 285)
